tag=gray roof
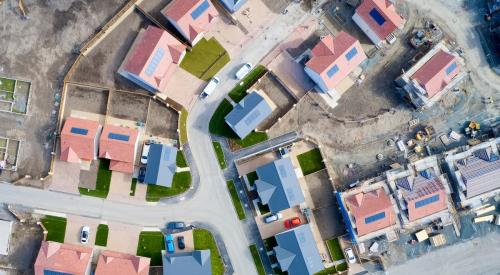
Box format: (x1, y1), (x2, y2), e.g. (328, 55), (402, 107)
(144, 144), (178, 187)
(255, 157), (305, 213)
(218, 0), (248, 13)
(274, 224), (323, 275)
(162, 250), (211, 275)
(224, 92), (273, 139)
(457, 155), (500, 198)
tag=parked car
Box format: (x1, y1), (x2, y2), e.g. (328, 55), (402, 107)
(284, 217), (301, 228)
(138, 167), (146, 183)
(200, 77), (220, 98)
(264, 213), (283, 223)
(177, 236), (185, 250)
(344, 247), (356, 264)
(165, 234), (175, 253)
(141, 143), (150, 165)
(80, 226), (90, 244)
(235, 63), (253, 80)
(167, 221), (185, 230)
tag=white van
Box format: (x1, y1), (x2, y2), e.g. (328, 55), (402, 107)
(235, 63), (253, 80)
(201, 77), (220, 98)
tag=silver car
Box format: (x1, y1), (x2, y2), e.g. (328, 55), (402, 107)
(80, 226), (90, 244)
(263, 213), (283, 223)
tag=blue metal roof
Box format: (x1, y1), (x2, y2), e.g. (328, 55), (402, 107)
(70, 127), (88, 135)
(108, 133), (130, 141)
(218, 0), (248, 13)
(144, 144), (178, 187)
(273, 225), (323, 275)
(255, 158), (305, 213)
(224, 92), (273, 139)
(162, 250), (211, 275)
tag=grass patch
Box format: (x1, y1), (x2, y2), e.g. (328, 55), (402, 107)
(326, 238), (345, 261)
(213, 141), (227, 169)
(209, 99), (237, 138)
(249, 244), (266, 275)
(194, 229), (225, 275)
(146, 171), (192, 202)
(179, 109), (188, 145)
(0, 77), (15, 93)
(95, 224), (109, 246)
(228, 65), (268, 102)
(227, 181), (246, 220)
(336, 262), (348, 272)
(176, 150), (188, 168)
(79, 159), (111, 198)
(246, 171), (258, 186)
(41, 216), (67, 243)
(233, 131), (268, 148)
(315, 266), (337, 275)
(297, 148), (325, 176)
(137, 231), (165, 266)
(180, 38), (230, 81)
(130, 178), (137, 196)
(262, 236), (277, 252)
(257, 202), (270, 215)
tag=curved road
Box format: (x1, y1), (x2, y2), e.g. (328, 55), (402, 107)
(0, 3), (309, 275)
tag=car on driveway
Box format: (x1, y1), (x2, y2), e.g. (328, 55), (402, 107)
(284, 217), (301, 228)
(201, 77), (220, 98)
(80, 226), (90, 244)
(235, 63), (253, 80)
(141, 143), (150, 165)
(345, 247), (356, 264)
(165, 234), (175, 253)
(138, 167), (146, 183)
(177, 236), (185, 250)
(167, 221), (185, 231)
(264, 213), (283, 223)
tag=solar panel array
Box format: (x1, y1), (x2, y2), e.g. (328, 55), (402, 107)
(414, 194), (440, 208)
(191, 0), (210, 20)
(458, 156), (500, 198)
(396, 177), (413, 191)
(70, 127), (88, 136)
(108, 132), (130, 142)
(326, 64), (339, 78)
(404, 177), (444, 201)
(345, 47), (358, 61)
(445, 62), (457, 75)
(369, 8), (386, 26)
(145, 48), (165, 77)
(365, 211), (386, 224)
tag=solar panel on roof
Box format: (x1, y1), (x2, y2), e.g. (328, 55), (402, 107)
(420, 169), (433, 179)
(44, 270), (73, 275)
(345, 47), (358, 61)
(369, 8), (386, 26)
(244, 109), (261, 126)
(445, 62), (457, 75)
(365, 211), (386, 224)
(145, 48), (165, 77)
(191, 0), (210, 20)
(396, 177), (413, 191)
(70, 127), (88, 135)
(108, 133), (130, 141)
(415, 194), (440, 208)
(473, 148), (490, 161)
(326, 64), (339, 78)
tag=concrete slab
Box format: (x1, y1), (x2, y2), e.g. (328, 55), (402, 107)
(158, 68), (205, 111)
(106, 222), (142, 255)
(107, 171), (135, 202)
(64, 215), (100, 247)
(49, 160), (80, 194)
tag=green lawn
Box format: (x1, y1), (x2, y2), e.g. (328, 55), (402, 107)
(262, 237), (277, 252)
(257, 202), (270, 215)
(227, 181), (246, 220)
(180, 38), (230, 81)
(194, 229), (225, 275)
(130, 178), (137, 196)
(136, 231), (165, 266)
(336, 262), (348, 272)
(79, 159), (112, 198)
(179, 109), (188, 145)
(212, 141), (227, 169)
(209, 99), (237, 138)
(297, 148), (326, 175)
(233, 132), (268, 148)
(146, 171), (192, 202)
(315, 266), (337, 275)
(176, 150), (188, 168)
(326, 238), (345, 261)
(246, 171), (258, 186)
(228, 65), (268, 102)
(41, 216), (67, 243)
(249, 244), (266, 275)
(0, 77), (16, 92)
(95, 224), (109, 246)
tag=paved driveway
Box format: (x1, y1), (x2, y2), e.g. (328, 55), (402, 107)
(49, 160), (80, 194)
(106, 222), (142, 255)
(64, 215), (100, 247)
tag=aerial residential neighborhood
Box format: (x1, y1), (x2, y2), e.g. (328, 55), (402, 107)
(0, 0), (499, 275)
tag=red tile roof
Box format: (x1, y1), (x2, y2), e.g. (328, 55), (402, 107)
(34, 241), (93, 275)
(355, 0), (405, 40)
(346, 188), (396, 236)
(401, 176), (447, 221)
(162, 0), (218, 43)
(306, 32), (367, 90)
(99, 125), (139, 174)
(95, 250), (150, 275)
(60, 117), (101, 163)
(411, 50), (460, 98)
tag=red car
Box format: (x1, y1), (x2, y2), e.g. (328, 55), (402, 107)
(284, 217), (301, 228)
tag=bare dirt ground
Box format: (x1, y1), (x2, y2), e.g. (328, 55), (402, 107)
(145, 99), (179, 140)
(0, 0), (128, 181)
(108, 91), (150, 123)
(63, 85), (109, 119)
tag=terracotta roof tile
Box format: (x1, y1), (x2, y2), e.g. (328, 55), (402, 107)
(99, 125), (139, 173)
(60, 117), (101, 163)
(411, 50), (460, 97)
(95, 250), (150, 275)
(34, 241), (92, 275)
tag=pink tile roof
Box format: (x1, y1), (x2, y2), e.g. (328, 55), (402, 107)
(411, 50), (460, 98)
(306, 32), (367, 90)
(355, 0), (405, 40)
(346, 188), (396, 236)
(34, 241), (93, 275)
(162, 0), (218, 43)
(95, 250), (150, 275)
(60, 117), (101, 163)
(401, 176), (447, 221)
(121, 25), (187, 92)
(99, 125), (139, 174)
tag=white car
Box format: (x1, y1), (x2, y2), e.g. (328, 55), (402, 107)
(235, 63), (253, 80)
(80, 226), (90, 244)
(141, 143), (150, 165)
(201, 77), (220, 98)
(264, 212), (283, 223)
(344, 247), (356, 264)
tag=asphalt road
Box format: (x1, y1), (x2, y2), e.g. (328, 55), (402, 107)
(0, 3), (310, 275)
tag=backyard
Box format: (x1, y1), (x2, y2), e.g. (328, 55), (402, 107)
(136, 231), (165, 266)
(95, 224), (109, 247)
(145, 171), (192, 202)
(227, 180), (246, 220)
(180, 38), (230, 81)
(41, 216), (67, 243)
(79, 159), (112, 198)
(193, 229), (225, 275)
(297, 148), (326, 175)
(213, 141), (227, 169)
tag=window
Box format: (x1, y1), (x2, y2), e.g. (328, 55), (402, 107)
(191, 0), (210, 20)
(145, 48), (165, 77)
(70, 127), (88, 135)
(415, 194), (440, 208)
(108, 133), (130, 142)
(326, 65), (339, 78)
(445, 62), (457, 75)
(44, 270), (74, 275)
(369, 8), (386, 26)
(345, 47), (358, 61)
(365, 212), (386, 224)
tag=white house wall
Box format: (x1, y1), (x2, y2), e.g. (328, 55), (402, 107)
(352, 12), (383, 46)
(304, 66), (329, 93)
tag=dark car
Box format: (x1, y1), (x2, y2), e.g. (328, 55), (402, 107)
(138, 167), (146, 183)
(167, 221), (185, 230)
(177, 236), (185, 250)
